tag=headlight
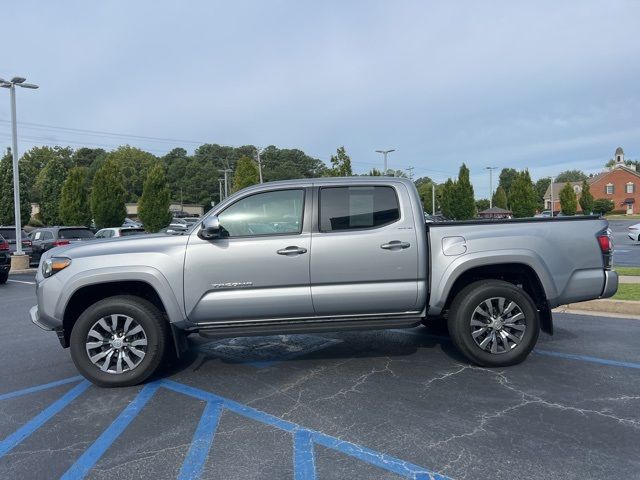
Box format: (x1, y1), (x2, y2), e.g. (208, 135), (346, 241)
(42, 257), (72, 278)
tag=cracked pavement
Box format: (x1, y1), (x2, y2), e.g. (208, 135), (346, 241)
(1, 273), (640, 479)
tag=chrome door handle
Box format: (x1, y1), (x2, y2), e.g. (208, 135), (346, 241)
(381, 241), (410, 250)
(277, 246), (308, 255)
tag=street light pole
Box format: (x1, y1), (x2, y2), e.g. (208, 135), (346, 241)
(1, 76), (39, 257)
(218, 179), (224, 201)
(485, 166), (497, 208)
(549, 176), (555, 217)
(219, 169), (232, 198)
(255, 148), (263, 183)
(375, 149), (395, 174)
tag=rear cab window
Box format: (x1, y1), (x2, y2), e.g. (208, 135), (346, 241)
(319, 186), (400, 232)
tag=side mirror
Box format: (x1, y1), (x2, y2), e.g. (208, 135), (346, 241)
(198, 215), (221, 240)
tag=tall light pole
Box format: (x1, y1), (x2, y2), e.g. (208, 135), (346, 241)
(218, 169), (232, 198)
(485, 166), (497, 208)
(218, 179), (224, 201)
(255, 147), (263, 183)
(0, 76), (39, 257)
(549, 176), (555, 217)
(375, 149), (395, 174)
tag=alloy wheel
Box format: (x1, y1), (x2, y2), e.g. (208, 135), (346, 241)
(470, 297), (526, 354)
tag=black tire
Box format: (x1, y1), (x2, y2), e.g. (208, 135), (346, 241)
(0, 271), (7, 284)
(447, 280), (539, 367)
(70, 295), (169, 387)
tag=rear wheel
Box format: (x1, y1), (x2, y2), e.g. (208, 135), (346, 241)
(448, 280), (539, 367)
(0, 271), (7, 284)
(70, 295), (169, 387)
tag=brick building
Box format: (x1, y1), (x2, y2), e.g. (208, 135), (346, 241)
(544, 147), (639, 214)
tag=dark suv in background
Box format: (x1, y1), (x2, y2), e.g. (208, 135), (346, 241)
(29, 227), (96, 264)
(0, 234), (10, 284)
(0, 226), (33, 259)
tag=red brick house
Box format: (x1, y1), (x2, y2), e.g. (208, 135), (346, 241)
(544, 147), (639, 214)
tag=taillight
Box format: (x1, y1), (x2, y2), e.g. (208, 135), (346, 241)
(597, 235), (611, 253)
(23, 240), (32, 247)
(597, 229), (613, 270)
(53, 240), (70, 247)
(0, 241), (9, 251)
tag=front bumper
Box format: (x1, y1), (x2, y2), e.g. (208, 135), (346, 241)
(30, 305), (68, 347)
(601, 270), (619, 299)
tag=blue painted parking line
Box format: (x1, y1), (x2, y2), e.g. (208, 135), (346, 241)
(178, 401), (223, 480)
(61, 382), (160, 480)
(294, 429), (316, 480)
(535, 350), (640, 370)
(0, 380), (90, 458)
(0, 375), (83, 401)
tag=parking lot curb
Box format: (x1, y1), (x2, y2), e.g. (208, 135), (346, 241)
(8, 268), (38, 275)
(556, 299), (640, 317)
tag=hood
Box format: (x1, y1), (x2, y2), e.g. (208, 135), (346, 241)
(43, 233), (189, 261)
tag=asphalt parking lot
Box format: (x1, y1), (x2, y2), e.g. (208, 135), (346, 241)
(609, 219), (640, 266)
(1, 273), (639, 480)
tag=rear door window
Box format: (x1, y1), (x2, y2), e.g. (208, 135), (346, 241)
(319, 186), (400, 232)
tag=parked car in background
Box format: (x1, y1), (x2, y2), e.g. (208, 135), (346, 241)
(0, 226), (33, 258)
(95, 227), (146, 239)
(182, 217), (201, 226)
(628, 223), (640, 242)
(122, 218), (143, 228)
(30, 227), (96, 264)
(535, 210), (553, 218)
(0, 234), (10, 284)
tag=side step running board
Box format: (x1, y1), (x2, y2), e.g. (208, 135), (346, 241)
(196, 316), (422, 339)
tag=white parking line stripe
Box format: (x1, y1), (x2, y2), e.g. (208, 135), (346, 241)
(7, 279), (36, 285)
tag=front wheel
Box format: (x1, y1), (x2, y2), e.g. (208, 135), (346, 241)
(70, 295), (169, 387)
(448, 280), (540, 367)
(0, 271), (8, 284)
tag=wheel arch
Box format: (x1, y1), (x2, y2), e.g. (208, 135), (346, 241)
(438, 262), (553, 334)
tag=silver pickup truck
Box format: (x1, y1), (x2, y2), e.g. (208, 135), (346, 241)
(30, 177), (618, 387)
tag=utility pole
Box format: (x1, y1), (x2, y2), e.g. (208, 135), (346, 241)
(218, 178), (224, 201)
(180, 187), (184, 213)
(219, 169), (232, 198)
(255, 148), (263, 183)
(485, 166), (497, 208)
(375, 149), (395, 174)
(432, 184), (436, 215)
(549, 176), (555, 217)
(407, 166), (414, 180)
(0, 76), (38, 260)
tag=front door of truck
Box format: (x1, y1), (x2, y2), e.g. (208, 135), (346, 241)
(310, 184), (419, 316)
(184, 187), (313, 324)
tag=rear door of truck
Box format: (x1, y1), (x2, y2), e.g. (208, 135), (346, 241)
(309, 181), (420, 316)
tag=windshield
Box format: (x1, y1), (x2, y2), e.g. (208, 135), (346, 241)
(59, 228), (95, 239)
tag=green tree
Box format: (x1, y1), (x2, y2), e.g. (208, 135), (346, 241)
(0, 149), (31, 225)
(368, 168), (382, 176)
(35, 156), (68, 225)
(559, 182), (578, 215)
(555, 170), (587, 183)
(592, 198), (614, 215)
(260, 145), (328, 181)
(451, 163), (476, 220)
(91, 158), (127, 229)
(328, 146), (353, 177)
(414, 176), (433, 189)
(107, 146), (157, 201)
(72, 148), (106, 169)
(440, 179), (455, 218)
(20, 146), (71, 203)
(509, 170), (537, 218)
(417, 181), (441, 214)
(59, 167), (91, 226)
(475, 199), (490, 212)
(492, 186), (508, 209)
(138, 163), (172, 232)
(534, 177), (551, 209)
(579, 180), (594, 215)
(232, 156), (260, 193)
(498, 168), (518, 204)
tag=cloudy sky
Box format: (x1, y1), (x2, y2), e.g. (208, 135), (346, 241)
(2, 1), (639, 197)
